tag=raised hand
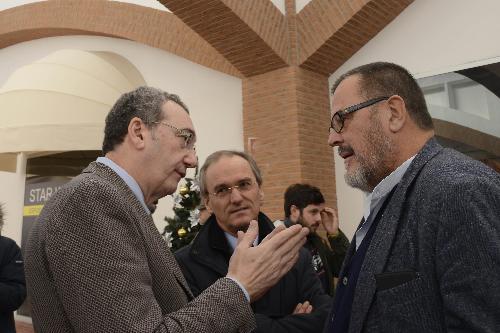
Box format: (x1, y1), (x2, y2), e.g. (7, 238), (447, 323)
(320, 207), (339, 235)
(227, 220), (309, 302)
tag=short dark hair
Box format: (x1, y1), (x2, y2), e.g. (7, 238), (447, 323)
(331, 62), (433, 130)
(199, 150), (263, 198)
(284, 184), (325, 218)
(102, 86), (189, 154)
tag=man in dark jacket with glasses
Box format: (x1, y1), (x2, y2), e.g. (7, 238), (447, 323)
(176, 150), (331, 333)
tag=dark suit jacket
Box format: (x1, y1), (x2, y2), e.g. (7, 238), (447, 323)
(175, 213), (331, 333)
(0, 236), (26, 333)
(326, 138), (500, 333)
(24, 162), (255, 332)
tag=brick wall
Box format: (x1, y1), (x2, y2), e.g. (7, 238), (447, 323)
(243, 66), (335, 220)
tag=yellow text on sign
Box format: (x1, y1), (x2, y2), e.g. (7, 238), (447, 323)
(23, 205), (44, 216)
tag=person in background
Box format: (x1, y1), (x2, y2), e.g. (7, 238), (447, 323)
(0, 205), (26, 333)
(176, 150), (331, 333)
(325, 61), (500, 332)
(282, 184), (349, 296)
(24, 86), (309, 333)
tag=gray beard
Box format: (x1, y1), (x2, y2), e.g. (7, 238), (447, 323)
(344, 117), (394, 193)
(345, 167), (372, 192)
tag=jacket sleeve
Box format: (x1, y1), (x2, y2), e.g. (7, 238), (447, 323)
(326, 230), (350, 277)
(0, 237), (26, 312)
(436, 176), (500, 331)
(253, 250), (332, 333)
(40, 180), (255, 333)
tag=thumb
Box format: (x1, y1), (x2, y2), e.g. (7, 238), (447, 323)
(237, 220), (259, 247)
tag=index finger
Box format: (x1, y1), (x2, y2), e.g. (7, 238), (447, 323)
(261, 224), (286, 243)
(258, 224), (308, 253)
(236, 220), (259, 248)
(321, 207), (335, 214)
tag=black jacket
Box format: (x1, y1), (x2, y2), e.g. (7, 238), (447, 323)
(175, 212), (331, 333)
(0, 236), (26, 333)
(284, 218), (350, 296)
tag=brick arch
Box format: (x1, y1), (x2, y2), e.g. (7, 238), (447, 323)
(0, 0), (241, 78)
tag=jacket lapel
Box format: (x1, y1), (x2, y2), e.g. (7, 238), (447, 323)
(190, 215), (232, 276)
(348, 138), (443, 333)
(189, 212), (275, 277)
(87, 162), (194, 300)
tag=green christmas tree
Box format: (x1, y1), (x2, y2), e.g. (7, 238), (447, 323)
(162, 177), (202, 252)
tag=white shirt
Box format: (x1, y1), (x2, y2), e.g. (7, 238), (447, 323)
(224, 232), (259, 250)
(355, 155), (415, 250)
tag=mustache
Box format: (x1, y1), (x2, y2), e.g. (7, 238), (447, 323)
(338, 145), (354, 156)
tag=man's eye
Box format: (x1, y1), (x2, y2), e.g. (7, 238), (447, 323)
(216, 187), (229, 195)
(238, 180), (252, 189)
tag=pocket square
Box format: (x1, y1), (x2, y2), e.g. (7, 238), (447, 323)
(375, 270), (418, 291)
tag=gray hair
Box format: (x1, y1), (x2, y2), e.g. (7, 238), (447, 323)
(102, 86), (189, 154)
(331, 62), (433, 131)
(199, 150), (263, 198)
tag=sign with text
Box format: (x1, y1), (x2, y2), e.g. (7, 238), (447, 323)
(19, 176), (71, 317)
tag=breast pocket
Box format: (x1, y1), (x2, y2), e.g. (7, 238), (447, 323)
(365, 273), (445, 333)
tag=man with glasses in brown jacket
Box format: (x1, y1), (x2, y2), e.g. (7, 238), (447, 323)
(24, 86), (309, 333)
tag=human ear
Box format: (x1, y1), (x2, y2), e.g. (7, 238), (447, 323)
(128, 117), (147, 149)
(204, 197), (212, 211)
(290, 205), (300, 221)
(258, 188), (264, 202)
(386, 95), (407, 133)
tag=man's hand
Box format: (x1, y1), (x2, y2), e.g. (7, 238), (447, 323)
(292, 301), (313, 314)
(320, 207), (339, 236)
(226, 220), (309, 302)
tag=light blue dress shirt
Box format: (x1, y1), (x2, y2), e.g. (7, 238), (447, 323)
(355, 155), (415, 250)
(96, 157), (150, 214)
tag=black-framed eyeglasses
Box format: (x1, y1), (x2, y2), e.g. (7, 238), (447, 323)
(152, 121), (196, 150)
(209, 179), (255, 198)
(329, 96), (389, 133)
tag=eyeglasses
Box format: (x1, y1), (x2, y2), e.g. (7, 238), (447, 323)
(329, 96), (389, 133)
(209, 179), (255, 198)
(152, 121), (196, 150)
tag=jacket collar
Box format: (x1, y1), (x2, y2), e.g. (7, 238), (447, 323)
(348, 137), (443, 333)
(82, 161), (194, 300)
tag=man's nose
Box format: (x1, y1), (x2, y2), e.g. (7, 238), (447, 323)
(328, 130), (343, 147)
(229, 187), (244, 203)
(185, 150), (197, 168)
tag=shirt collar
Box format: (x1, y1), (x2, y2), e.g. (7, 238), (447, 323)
(96, 157), (150, 214)
(363, 155), (415, 221)
(224, 231), (259, 251)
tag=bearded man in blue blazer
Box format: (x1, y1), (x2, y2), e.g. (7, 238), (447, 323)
(325, 62), (500, 332)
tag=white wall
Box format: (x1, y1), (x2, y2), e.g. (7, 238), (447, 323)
(329, 0), (500, 239)
(0, 35), (243, 242)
